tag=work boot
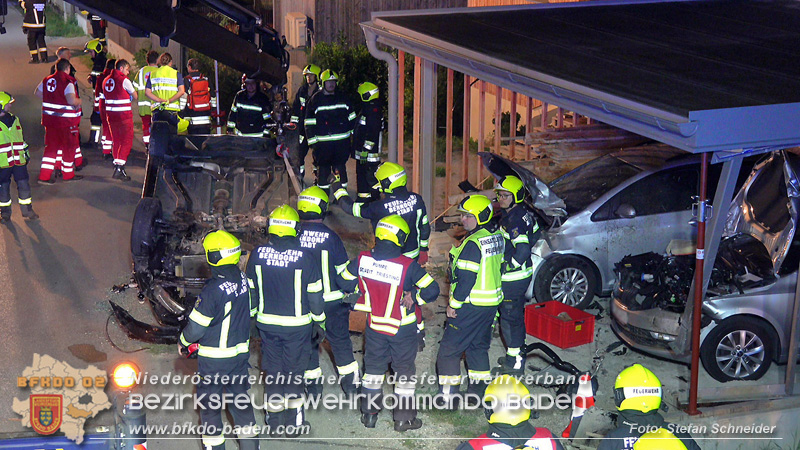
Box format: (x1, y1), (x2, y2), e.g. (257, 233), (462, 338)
(499, 354), (525, 377)
(39, 51), (48, 63)
(340, 373), (358, 396)
(112, 165), (131, 181)
(65, 174), (84, 182)
(103, 153), (112, 161)
(305, 381), (322, 403)
(20, 204), (39, 220)
(394, 418), (422, 432)
(53, 169), (62, 179)
(37, 176), (55, 186)
(360, 413), (378, 429)
(0, 206), (11, 223)
(75, 158), (88, 172)
(29, 55), (39, 64)
(264, 410), (284, 438)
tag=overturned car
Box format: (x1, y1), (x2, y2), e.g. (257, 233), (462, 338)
(611, 151), (800, 382)
(111, 122), (288, 344)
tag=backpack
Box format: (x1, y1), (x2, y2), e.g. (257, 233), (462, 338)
(187, 75), (211, 111)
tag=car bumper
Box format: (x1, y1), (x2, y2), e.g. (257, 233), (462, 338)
(610, 295), (690, 363)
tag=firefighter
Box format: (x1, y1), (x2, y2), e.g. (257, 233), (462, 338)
(179, 230), (259, 450)
(352, 82), (383, 202)
(494, 175), (540, 375)
(456, 375), (565, 450)
(89, 14), (106, 47)
(290, 64), (321, 186)
(145, 52), (186, 126)
(332, 161), (431, 348)
(336, 215), (440, 431)
(304, 69), (355, 192)
(597, 364), (700, 450)
(133, 50), (159, 149)
(35, 58), (82, 183)
(20, 0), (47, 64)
(96, 58), (116, 160)
(227, 76), (272, 137)
(0, 92), (38, 222)
(437, 195), (505, 405)
(246, 205), (325, 436)
(296, 186), (359, 397)
(633, 429), (688, 450)
(85, 39), (107, 148)
(102, 60), (137, 181)
(179, 58), (214, 135)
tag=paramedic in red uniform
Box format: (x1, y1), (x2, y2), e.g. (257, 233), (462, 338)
(35, 58), (82, 183)
(102, 59), (137, 181)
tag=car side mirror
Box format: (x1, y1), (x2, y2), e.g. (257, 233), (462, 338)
(615, 203), (636, 219)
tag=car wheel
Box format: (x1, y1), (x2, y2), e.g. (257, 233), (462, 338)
(131, 198), (162, 258)
(534, 256), (597, 309)
(700, 317), (775, 382)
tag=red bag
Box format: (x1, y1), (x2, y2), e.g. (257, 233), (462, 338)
(187, 76), (211, 111)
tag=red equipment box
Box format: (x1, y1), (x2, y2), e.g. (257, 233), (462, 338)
(525, 301), (595, 349)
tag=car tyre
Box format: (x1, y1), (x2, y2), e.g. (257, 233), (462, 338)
(131, 198), (162, 259)
(534, 256), (597, 310)
(700, 317), (775, 382)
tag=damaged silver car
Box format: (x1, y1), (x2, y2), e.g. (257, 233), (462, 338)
(110, 121), (290, 344)
(611, 151), (800, 382)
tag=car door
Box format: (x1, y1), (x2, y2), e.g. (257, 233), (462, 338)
(591, 165), (704, 287)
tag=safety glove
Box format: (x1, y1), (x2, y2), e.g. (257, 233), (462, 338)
(312, 322), (326, 345)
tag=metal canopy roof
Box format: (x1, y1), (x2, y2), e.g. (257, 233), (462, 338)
(361, 0), (800, 153)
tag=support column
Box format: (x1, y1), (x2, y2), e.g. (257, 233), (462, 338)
(398, 51), (405, 164)
(462, 75), (471, 181)
(446, 69), (454, 207)
(417, 58), (438, 219)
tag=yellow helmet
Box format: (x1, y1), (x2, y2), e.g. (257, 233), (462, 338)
(458, 194), (493, 225)
(303, 64), (321, 78)
(494, 175), (525, 204)
(84, 38), (103, 53)
(297, 186), (329, 218)
(484, 375), (531, 426)
(203, 230), (241, 266)
(320, 69), (339, 83)
(375, 215), (409, 247)
(633, 428), (687, 450)
(373, 162), (407, 193)
(177, 117), (190, 134)
(357, 82), (379, 102)
(614, 364), (662, 413)
(0, 92), (14, 110)
(268, 204), (299, 237)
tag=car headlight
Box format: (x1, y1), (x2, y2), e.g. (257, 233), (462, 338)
(649, 331), (676, 342)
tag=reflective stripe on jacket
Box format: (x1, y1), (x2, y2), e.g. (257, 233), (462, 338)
(41, 71), (81, 128)
(150, 65), (180, 111)
(449, 228), (505, 308)
(0, 115), (28, 168)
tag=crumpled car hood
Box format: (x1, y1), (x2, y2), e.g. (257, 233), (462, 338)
(479, 152), (567, 217)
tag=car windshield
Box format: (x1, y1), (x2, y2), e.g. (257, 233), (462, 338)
(549, 155), (643, 215)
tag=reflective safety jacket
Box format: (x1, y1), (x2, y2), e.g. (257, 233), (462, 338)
(449, 225), (505, 309)
(148, 65), (181, 112)
(596, 410), (700, 450)
(89, 52), (107, 89)
(304, 90), (355, 152)
(21, 0), (46, 29)
(227, 90), (271, 137)
(102, 69), (133, 122)
(352, 98), (383, 163)
(41, 71), (81, 128)
(338, 186), (430, 259)
(0, 114), (28, 168)
(246, 235), (325, 330)
(456, 422), (565, 450)
(298, 221), (349, 302)
(133, 65), (157, 116)
(179, 72), (216, 127)
(337, 243), (439, 336)
(94, 67), (112, 115)
(499, 203), (540, 283)
(290, 82), (318, 144)
(180, 265), (255, 369)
